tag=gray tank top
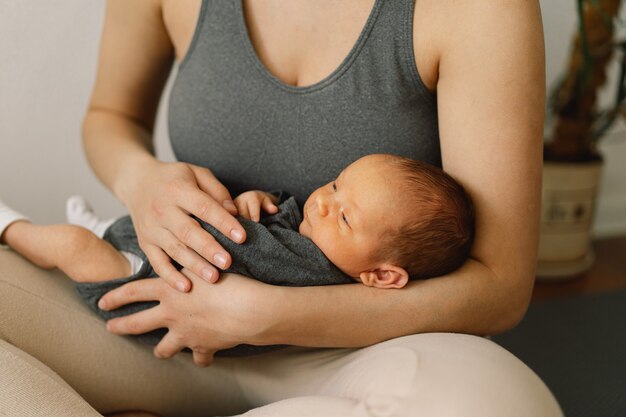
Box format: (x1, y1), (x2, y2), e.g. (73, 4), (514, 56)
(168, 0), (439, 205)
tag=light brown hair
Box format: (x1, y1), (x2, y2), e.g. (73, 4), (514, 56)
(377, 155), (475, 279)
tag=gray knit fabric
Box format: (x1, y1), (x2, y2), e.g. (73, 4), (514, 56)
(75, 196), (354, 355)
(168, 0), (440, 207)
(80, 0), (441, 355)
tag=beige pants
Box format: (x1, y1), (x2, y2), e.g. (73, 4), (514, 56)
(0, 248), (562, 417)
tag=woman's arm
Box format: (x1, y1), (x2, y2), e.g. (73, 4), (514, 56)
(101, 0), (545, 363)
(255, 0), (546, 344)
(83, 0), (173, 192)
(83, 0), (247, 291)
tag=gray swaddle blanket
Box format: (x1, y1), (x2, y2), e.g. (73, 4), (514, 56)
(75, 194), (354, 355)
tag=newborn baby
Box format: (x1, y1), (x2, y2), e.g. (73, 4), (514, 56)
(0, 154), (474, 350)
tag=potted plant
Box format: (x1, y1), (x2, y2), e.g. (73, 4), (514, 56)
(538, 0), (624, 279)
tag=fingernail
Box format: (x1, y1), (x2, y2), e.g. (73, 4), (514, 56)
(230, 229), (243, 243)
(223, 200), (236, 210)
(98, 298), (107, 310)
(201, 268), (214, 282)
(213, 253), (227, 269)
(176, 280), (187, 292)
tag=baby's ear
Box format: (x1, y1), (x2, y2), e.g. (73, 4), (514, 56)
(359, 265), (409, 289)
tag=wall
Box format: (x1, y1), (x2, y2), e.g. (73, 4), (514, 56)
(543, 0), (626, 237)
(0, 1), (176, 225)
(0, 1), (624, 236)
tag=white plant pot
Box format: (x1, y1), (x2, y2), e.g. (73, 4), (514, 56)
(536, 160), (603, 280)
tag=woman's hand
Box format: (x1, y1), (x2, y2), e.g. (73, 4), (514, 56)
(99, 270), (270, 366)
(119, 159), (247, 292)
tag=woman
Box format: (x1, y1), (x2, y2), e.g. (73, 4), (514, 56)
(0, 0), (562, 415)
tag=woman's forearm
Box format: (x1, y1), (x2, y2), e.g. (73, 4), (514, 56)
(249, 259), (532, 348)
(82, 109), (159, 204)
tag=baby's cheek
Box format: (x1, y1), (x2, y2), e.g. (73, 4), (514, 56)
(317, 237), (348, 268)
(310, 233), (332, 256)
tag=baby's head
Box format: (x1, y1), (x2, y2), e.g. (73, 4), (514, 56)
(299, 154), (474, 288)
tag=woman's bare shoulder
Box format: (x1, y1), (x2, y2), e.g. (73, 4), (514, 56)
(412, 0), (543, 93)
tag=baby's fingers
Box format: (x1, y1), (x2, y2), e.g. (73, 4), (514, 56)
(262, 197), (279, 214)
(236, 201), (252, 220)
(246, 198), (262, 222)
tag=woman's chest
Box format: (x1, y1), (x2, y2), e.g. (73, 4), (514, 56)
(161, 0), (439, 92)
(163, 0), (442, 201)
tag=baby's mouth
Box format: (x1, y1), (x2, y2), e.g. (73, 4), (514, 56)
(300, 204), (313, 230)
(299, 206), (313, 235)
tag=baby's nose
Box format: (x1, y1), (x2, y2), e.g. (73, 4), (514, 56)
(316, 195), (330, 217)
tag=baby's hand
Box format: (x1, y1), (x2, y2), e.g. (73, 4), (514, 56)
(233, 191), (279, 222)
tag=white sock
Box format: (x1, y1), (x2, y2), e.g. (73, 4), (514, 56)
(121, 251), (145, 275)
(66, 196), (116, 238)
(0, 200), (31, 246)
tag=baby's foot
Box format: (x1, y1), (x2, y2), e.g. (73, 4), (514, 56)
(66, 196), (116, 238)
(0, 199), (30, 245)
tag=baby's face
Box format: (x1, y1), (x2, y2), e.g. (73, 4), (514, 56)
(299, 155), (409, 279)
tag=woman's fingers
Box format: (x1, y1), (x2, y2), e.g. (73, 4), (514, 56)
(180, 189), (245, 244)
(121, 161), (246, 291)
(159, 207), (233, 274)
(106, 304), (166, 336)
(153, 332), (185, 360)
(100, 269), (264, 363)
(168, 187), (243, 275)
(142, 243), (192, 291)
(189, 165), (238, 216)
(192, 351), (215, 367)
(139, 197), (230, 288)
(154, 332), (215, 366)
(98, 278), (163, 311)
(154, 219), (222, 285)
(180, 267), (206, 283)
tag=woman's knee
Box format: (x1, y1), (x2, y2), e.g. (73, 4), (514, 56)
(325, 333), (563, 417)
(0, 339), (103, 416)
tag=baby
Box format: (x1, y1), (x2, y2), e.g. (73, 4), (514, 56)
(0, 154), (474, 349)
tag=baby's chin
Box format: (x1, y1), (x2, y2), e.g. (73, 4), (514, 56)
(298, 221), (311, 238)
